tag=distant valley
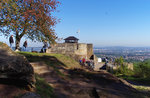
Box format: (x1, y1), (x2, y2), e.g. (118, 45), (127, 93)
(94, 46), (150, 62)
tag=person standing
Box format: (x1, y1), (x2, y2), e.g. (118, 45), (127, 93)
(79, 59), (82, 65)
(23, 40), (27, 51)
(9, 35), (14, 49)
(82, 58), (86, 66)
(43, 41), (48, 53)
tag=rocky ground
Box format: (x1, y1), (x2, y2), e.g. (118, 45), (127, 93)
(0, 42), (35, 98)
(31, 61), (150, 98)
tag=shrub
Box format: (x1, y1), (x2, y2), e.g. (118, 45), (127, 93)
(113, 57), (133, 76)
(134, 61), (150, 78)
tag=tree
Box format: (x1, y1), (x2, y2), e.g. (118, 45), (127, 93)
(134, 61), (150, 78)
(114, 56), (126, 73)
(114, 56), (124, 66)
(0, 0), (59, 49)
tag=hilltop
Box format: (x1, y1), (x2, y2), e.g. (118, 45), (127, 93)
(0, 42), (149, 98)
(19, 52), (150, 98)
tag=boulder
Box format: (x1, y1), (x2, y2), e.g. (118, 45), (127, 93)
(0, 42), (35, 88)
(21, 92), (41, 98)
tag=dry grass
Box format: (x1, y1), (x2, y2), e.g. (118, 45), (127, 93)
(18, 52), (81, 69)
(132, 85), (150, 92)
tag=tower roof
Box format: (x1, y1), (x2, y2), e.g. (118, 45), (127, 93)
(64, 36), (79, 40)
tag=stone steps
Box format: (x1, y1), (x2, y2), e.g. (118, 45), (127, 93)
(30, 62), (51, 75)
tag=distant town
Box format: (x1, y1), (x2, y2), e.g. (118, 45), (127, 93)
(94, 46), (150, 62)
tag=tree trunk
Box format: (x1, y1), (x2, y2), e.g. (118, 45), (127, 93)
(15, 32), (21, 50)
(15, 38), (21, 50)
(15, 29), (26, 51)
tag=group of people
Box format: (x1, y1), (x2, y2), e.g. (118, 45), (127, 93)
(79, 57), (95, 69)
(9, 35), (28, 51)
(79, 58), (85, 65)
(9, 35), (49, 52)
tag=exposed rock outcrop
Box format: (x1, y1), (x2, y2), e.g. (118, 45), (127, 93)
(0, 42), (35, 88)
(21, 92), (41, 98)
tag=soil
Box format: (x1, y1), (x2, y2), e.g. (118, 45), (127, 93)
(31, 62), (149, 98)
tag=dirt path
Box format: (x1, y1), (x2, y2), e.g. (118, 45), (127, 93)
(0, 84), (28, 97)
(30, 62), (149, 98)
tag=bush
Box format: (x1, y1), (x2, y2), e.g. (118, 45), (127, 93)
(134, 61), (150, 78)
(113, 57), (133, 76)
(113, 65), (133, 76)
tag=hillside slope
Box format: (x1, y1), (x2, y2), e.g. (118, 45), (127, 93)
(20, 52), (150, 98)
(0, 43), (149, 98)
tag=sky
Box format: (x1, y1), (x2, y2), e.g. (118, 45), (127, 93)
(1, 0), (150, 47)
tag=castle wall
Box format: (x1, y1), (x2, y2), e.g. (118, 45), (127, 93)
(87, 44), (93, 59)
(75, 43), (87, 56)
(47, 43), (93, 60)
(47, 43), (76, 54)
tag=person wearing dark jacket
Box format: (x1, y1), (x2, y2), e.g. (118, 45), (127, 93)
(9, 35), (14, 49)
(23, 40), (27, 51)
(43, 41), (48, 53)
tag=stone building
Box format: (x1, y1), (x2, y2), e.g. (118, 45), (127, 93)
(47, 36), (96, 61)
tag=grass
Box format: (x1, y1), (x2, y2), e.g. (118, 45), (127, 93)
(17, 52), (81, 97)
(14, 74), (54, 98)
(0, 42), (3, 46)
(116, 74), (150, 96)
(18, 51), (150, 97)
(113, 68), (150, 96)
(35, 74), (54, 98)
(132, 85), (150, 92)
(117, 75), (150, 86)
(132, 83), (150, 97)
(18, 52), (81, 76)
(18, 52), (81, 69)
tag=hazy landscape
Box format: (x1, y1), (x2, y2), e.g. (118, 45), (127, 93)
(15, 46), (150, 62)
(94, 46), (150, 62)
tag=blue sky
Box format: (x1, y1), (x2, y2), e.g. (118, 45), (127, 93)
(1, 0), (150, 47)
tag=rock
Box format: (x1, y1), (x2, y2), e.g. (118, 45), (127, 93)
(21, 92), (41, 98)
(15, 49), (20, 52)
(0, 42), (35, 88)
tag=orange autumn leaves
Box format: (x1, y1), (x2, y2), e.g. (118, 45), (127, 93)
(0, 0), (60, 46)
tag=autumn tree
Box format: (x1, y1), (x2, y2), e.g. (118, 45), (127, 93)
(0, 0), (59, 50)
